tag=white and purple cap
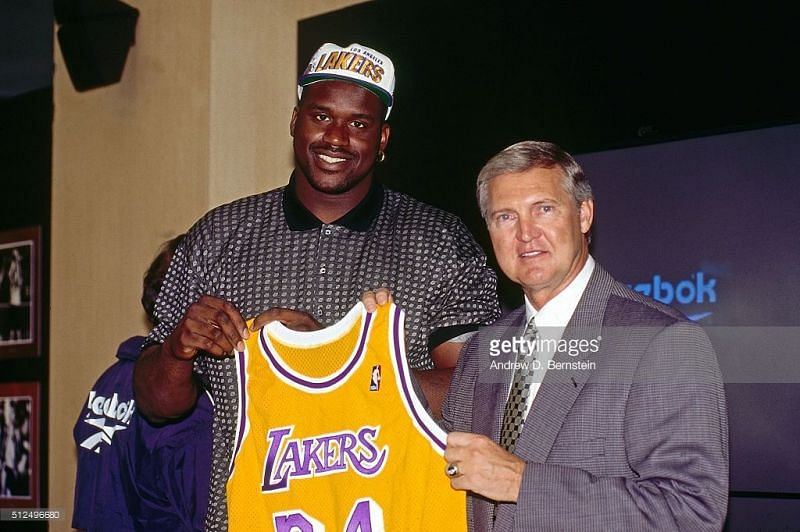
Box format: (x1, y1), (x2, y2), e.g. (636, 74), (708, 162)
(298, 42), (396, 119)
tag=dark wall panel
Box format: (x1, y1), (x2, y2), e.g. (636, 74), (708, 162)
(0, 87), (52, 528)
(1, 3), (54, 521)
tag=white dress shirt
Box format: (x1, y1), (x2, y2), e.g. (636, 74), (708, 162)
(519, 255), (596, 417)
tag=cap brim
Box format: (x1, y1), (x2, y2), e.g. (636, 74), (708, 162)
(299, 73), (393, 109)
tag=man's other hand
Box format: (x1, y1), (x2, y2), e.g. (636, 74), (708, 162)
(361, 287), (393, 312)
(251, 307), (322, 332)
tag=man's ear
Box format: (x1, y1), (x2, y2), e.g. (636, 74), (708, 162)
(289, 107), (299, 137)
(579, 199), (594, 235)
(379, 122), (391, 152)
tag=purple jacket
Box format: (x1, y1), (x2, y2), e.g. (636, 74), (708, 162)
(73, 336), (212, 531)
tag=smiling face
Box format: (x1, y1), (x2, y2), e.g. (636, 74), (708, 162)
(486, 166), (593, 309)
(290, 80), (390, 197)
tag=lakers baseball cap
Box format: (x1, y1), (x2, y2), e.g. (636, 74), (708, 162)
(297, 42), (396, 119)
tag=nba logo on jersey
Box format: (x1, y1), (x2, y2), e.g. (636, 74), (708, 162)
(369, 365), (381, 391)
(227, 302), (467, 531)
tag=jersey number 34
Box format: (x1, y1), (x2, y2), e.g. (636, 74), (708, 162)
(274, 498), (383, 532)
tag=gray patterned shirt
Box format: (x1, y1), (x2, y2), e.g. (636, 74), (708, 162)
(148, 177), (500, 529)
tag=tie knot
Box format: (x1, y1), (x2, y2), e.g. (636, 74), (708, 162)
(523, 317), (538, 339)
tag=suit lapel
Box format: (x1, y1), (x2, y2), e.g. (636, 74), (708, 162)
(471, 307), (527, 442)
(511, 265), (614, 464)
(470, 308), (526, 532)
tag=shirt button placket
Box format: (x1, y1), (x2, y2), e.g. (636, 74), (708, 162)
(317, 224), (334, 319)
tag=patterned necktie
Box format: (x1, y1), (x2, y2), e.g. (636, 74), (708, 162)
(498, 317), (538, 453)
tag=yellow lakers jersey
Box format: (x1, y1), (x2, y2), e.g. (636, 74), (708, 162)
(226, 302), (467, 531)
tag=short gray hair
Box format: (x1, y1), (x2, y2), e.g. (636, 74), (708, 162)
(476, 140), (593, 220)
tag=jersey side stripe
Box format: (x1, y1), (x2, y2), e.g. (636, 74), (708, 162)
(229, 347), (250, 476)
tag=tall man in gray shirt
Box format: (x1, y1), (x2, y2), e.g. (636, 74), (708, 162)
(134, 42), (499, 529)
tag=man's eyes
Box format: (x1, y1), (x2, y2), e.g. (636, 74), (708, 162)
(493, 213), (515, 225)
(311, 114), (370, 129)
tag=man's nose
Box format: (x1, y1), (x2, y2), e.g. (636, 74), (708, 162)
(323, 121), (349, 147)
(516, 217), (541, 242)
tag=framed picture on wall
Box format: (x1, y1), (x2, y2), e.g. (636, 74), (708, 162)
(0, 226), (40, 358)
(0, 381), (39, 507)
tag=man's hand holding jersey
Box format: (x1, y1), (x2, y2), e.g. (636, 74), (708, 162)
(136, 295), (321, 422)
(163, 295), (322, 362)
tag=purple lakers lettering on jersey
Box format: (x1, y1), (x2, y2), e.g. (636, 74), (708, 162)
(226, 302), (467, 531)
(262, 425), (387, 492)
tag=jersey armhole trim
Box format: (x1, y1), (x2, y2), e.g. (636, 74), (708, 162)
(389, 304), (449, 452)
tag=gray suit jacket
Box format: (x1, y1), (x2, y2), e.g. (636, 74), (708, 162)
(442, 264), (729, 531)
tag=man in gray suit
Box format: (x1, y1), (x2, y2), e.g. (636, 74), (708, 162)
(440, 141), (729, 531)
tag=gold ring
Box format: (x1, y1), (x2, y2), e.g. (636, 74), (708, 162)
(445, 462), (460, 478)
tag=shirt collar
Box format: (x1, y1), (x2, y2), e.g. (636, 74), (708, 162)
(282, 173), (384, 232)
(525, 255), (596, 327)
